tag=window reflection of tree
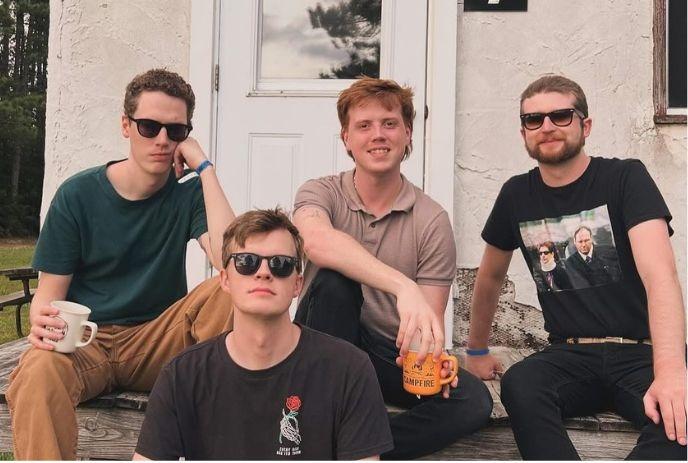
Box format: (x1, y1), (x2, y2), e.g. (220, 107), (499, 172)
(307, 0), (381, 79)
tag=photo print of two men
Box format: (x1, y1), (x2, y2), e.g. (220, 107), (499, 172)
(519, 205), (622, 293)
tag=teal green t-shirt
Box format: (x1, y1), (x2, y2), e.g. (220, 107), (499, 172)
(32, 161), (208, 324)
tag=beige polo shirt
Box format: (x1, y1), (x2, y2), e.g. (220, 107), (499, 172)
(294, 170), (456, 343)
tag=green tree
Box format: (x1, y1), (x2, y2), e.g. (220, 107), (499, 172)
(0, 0), (48, 237)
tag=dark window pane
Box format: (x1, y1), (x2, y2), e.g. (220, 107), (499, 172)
(260, 0), (381, 80)
(668, 0), (687, 108)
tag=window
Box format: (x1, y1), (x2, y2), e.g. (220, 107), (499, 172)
(653, 0), (686, 124)
(255, 0), (382, 94)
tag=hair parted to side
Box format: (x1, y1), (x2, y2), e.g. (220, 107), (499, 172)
(337, 76), (415, 160)
(124, 68), (195, 123)
(221, 208), (304, 273)
(520, 74), (588, 118)
(573, 225), (592, 241)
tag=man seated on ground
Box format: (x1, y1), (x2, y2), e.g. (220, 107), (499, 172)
(7, 68), (236, 460)
(466, 74), (686, 460)
(133, 208), (393, 460)
(292, 77), (493, 460)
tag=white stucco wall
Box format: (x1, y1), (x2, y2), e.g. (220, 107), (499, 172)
(42, 0), (191, 218)
(454, 0), (687, 309)
(43, 1), (685, 312)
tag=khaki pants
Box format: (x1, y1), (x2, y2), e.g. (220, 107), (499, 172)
(6, 276), (233, 460)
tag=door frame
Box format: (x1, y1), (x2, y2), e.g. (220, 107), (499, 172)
(187, 0), (458, 342)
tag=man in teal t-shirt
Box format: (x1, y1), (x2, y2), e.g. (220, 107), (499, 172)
(6, 69), (236, 460)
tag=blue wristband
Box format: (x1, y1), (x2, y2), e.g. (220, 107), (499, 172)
(195, 159), (213, 175)
(465, 347), (490, 356)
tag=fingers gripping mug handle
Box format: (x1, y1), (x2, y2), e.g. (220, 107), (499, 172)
(439, 354), (459, 386)
(76, 321), (98, 348)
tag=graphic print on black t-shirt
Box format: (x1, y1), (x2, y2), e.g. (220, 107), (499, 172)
(519, 205), (622, 293)
(277, 395), (303, 456)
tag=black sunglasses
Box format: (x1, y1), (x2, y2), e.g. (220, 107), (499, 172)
(538, 250), (553, 256)
(128, 116), (193, 142)
(226, 253), (299, 278)
(520, 108), (586, 131)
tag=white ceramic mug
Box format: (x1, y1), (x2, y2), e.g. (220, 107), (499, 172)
(45, 301), (98, 354)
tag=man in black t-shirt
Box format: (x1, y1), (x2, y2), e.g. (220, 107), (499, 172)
(465, 75), (686, 460)
(134, 209), (393, 460)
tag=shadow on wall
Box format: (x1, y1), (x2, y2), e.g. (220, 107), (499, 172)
(453, 268), (548, 350)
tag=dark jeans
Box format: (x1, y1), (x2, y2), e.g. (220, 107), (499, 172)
(500, 343), (687, 460)
(295, 269), (493, 460)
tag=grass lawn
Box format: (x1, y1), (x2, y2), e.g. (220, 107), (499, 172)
(0, 241), (35, 345)
(0, 241), (34, 460)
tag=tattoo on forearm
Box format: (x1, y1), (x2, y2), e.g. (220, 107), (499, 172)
(304, 208), (321, 219)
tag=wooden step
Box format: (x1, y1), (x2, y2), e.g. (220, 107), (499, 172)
(0, 340), (638, 460)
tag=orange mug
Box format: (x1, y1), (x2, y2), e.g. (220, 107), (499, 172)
(402, 351), (459, 396)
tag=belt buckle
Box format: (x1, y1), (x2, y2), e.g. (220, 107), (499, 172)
(605, 336), (624, 344)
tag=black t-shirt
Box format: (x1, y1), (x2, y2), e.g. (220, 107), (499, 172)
(482, 157), (672, 340)
(135, 325), (394, 460)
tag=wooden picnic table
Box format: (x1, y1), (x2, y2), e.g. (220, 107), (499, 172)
(0, 267), (38, 337)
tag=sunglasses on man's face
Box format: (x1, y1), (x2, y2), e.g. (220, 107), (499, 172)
(520, 108), (585, 131)
(128, 116), (192, 142)
(226, 253), (299, 278)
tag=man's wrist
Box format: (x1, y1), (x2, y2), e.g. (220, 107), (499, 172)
(195, 159), (213, 175)
(465, 347), (490, 356)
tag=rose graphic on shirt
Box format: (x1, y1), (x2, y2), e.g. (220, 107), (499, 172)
(279, 395), (302, 446)
(285, 395), (301, 412)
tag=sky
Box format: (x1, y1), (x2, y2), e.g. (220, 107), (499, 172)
(260, 0), (379, 79)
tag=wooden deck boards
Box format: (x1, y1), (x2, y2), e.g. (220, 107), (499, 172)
(0, 340), (638, 460)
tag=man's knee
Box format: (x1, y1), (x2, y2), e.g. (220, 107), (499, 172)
(452, 368), (493, 426)
(500, 360), (543, 411)
(627, 421), (688, 460)
(311, 269), (362, 302)
(7, 348), (81, 406)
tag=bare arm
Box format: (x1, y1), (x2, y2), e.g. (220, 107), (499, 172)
(465, 244), (513, 380)
(28, 272), (72, 350)
(132, 452), (150, 461)
(629, 219), (686, 446)
(359, 456), (379, 460)
(294, 206), (445, 361)
(175, 137), (236, 271)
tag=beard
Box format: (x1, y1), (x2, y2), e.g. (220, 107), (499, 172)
(526, 131), (585, 165)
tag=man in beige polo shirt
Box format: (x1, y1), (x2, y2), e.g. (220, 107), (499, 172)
(292, 77), (492, 459)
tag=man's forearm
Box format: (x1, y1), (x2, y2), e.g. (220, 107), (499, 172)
(646, 271), (687, 374)
(467, 273), (502, 348)
(199, 166), (235, 270)
(467, 245), (512, 348)
(306, 227), (413, 297)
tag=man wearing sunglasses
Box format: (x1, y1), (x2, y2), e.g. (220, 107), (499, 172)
(134, 208), (393, 460)
(7, 69), (236, 460)
(292, 77), (493, 459)
(466, 74), (686, 459)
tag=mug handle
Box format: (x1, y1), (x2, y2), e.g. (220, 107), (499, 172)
(76, 321), (98, 348)
(439, 354), (459, 386)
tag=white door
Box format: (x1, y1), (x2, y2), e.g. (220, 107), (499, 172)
(215, 0), (428, 214)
